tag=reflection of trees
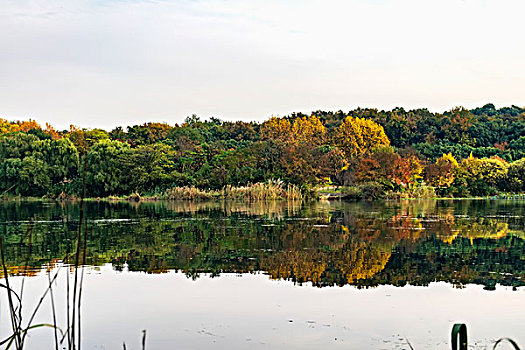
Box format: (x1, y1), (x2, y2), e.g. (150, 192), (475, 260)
(335, 242), (391, 283)
(262, 251), (327, 284)
(363, 236), (525, 290)
(1, 200), (525, 289)
(260, 225), (392, 286)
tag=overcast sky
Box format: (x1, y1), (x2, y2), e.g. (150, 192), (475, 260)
(1, 0), (524, 130)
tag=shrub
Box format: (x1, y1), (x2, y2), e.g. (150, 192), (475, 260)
(341, 186), (363, 200)
(408, 184), (436, 198)
(360, 182), (385, 200)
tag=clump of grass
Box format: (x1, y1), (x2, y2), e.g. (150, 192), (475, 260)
(164, 186), (219, 200)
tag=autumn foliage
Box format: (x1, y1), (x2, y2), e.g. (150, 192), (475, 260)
(335, 116), (390, 158)
(353, 146), (422, 188)
(1, 103), (525, 198)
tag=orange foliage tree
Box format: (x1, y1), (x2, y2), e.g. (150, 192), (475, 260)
(353, 146), (422, 187)
(44, 123), (61, 139)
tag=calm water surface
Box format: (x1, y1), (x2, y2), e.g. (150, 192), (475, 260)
(1, 199), (525, 349)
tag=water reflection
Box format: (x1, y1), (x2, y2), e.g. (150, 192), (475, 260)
(1, 199), (525, 289)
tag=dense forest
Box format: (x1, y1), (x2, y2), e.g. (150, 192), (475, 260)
(1, 103), (525, 199)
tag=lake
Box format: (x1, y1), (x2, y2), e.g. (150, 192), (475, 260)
(1, 199), (525, 349)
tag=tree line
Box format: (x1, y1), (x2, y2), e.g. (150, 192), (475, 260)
(1, 103), (525, 198)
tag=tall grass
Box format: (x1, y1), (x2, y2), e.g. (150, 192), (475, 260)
(221, 180), (302, 200)
(163, 180), (303, 201)
(164, 186), (218, 200)
(0, 223), (65, 349)
(0, 155), (89, 350)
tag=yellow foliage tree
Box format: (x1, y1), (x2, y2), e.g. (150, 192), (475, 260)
(459, 153), (482, 178)
(0, 118), (41, 134)
(455, 154), (509, 194)
(0, 118), (12, 133)
(335, 116), (390, 158)
(291, 115), (326, 144)
(260, 117), (292, 142)
(425, 153), (459, 187)
(478, 157), (509, 187)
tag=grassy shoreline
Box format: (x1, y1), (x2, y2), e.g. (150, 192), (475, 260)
(3, 190), (525, 203)
(1, 182), (306, 202)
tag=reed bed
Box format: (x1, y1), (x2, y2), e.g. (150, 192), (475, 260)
(164, 186), (219, 200)
(221, 181), (302, 200)
(163, 181), (303, 201)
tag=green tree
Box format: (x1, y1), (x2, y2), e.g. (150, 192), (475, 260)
(86, 140), (131, 196)
(507, 158), (525, 192)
